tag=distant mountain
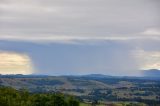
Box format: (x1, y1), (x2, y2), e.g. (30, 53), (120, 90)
(82, 74), (112, 78)
(0, 74), (49, 78)
(143, 69), (160, 77)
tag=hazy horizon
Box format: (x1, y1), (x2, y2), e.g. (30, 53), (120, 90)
(0, 0), (160, 76)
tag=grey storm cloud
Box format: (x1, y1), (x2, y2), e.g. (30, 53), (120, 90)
(0, 0), (160, 76)
(0, 0), (160, 42)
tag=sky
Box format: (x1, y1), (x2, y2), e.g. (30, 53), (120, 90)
(0, 0), (160, 76)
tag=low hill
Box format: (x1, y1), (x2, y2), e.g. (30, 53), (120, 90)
(142, 69), (160, 77)
(0, 74), (159, 91)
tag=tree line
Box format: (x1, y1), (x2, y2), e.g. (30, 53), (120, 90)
(0, 86), (79, 106)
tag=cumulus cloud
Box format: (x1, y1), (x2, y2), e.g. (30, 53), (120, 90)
(132, 49), (160, 70)
(0, 52), (33, 74)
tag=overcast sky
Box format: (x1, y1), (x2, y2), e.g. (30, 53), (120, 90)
(0, 0), (160, 76)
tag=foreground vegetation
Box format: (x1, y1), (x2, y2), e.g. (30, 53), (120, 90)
(0, 86), (159, 106)
(0, 87), (79, 106)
